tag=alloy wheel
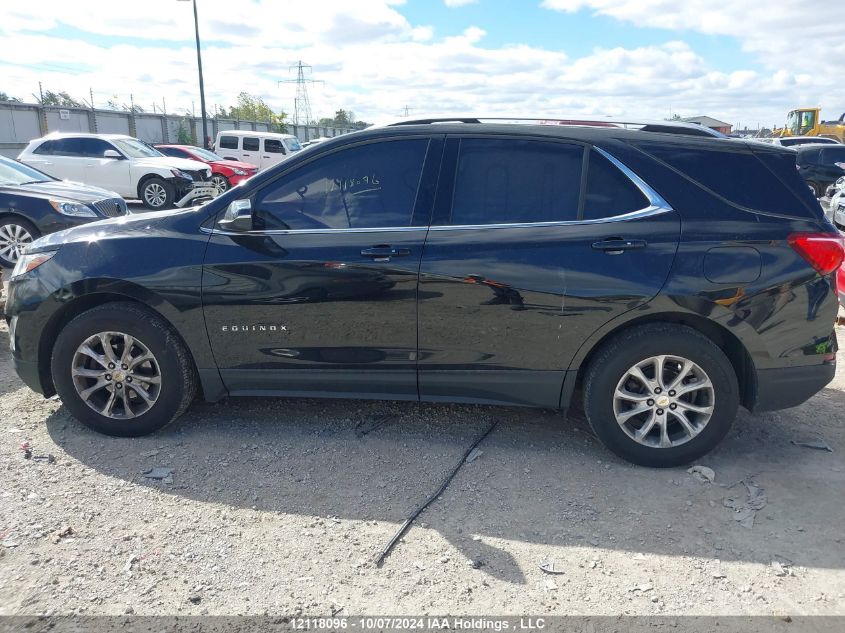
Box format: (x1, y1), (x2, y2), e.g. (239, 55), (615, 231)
(210, 175), (229, 194)
(613, 354), (715, 448)
(144, 183), (167, 207)
(0, 223), (34, 264)
(71, 331), (162, 419)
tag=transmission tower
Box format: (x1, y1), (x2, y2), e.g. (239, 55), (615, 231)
(278, 61), (323, 125)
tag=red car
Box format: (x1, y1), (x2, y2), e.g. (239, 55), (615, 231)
(154, 145), (258, 193)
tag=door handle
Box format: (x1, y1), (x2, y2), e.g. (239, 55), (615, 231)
(361, 246), (411, 262)
(592, 238), (647, 254)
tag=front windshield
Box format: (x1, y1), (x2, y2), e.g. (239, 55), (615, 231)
(112, 138), (164, 158)
(285, 137), (302, 152)
(191, 147), (224, 161)
(0, 157), (54, 186)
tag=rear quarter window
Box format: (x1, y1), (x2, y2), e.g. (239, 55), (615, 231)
(633, 141), (814, 216)
(583, 150), (649, 220)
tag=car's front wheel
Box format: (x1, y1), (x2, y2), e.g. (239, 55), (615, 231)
(0, 217), (39, 268)
(51, 302), (197, 436)
(140, 177), (175, 210)
(583, 324), (739, 467)
(210, 174), (230, 194)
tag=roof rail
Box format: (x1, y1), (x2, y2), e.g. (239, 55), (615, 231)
(380, 115), (728, 138)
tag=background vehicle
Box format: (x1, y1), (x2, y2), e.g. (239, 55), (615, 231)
(5, 122), (841, 468)
(795, 143), (845, 197)
(214, 130), (302, 170)
(772, 107), (845, 143)
(155, 144), (258, 194)
(18, 133), (212, 210)
(754, 136), (841, 147)
(0, 155), (126, 267)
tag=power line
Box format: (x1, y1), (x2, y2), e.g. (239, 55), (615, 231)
(278, 60), (323, 125)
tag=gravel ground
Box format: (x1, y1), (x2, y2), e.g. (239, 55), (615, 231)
(1, 272), (844, 618)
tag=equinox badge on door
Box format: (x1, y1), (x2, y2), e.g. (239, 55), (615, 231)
(221, 324), (289, 333)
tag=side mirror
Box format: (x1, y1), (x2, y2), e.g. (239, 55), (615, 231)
(103, 149), (123, 159)
(219, 199), (253, 232)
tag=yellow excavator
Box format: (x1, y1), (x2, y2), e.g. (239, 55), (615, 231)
(772, 107), (845, 142)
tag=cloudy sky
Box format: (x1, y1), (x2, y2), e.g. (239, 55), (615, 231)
(1, 0), (843, 129)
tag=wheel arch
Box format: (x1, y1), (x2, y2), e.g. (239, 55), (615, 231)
(36, 287), (220, 401)
(562, 311), (756, 411)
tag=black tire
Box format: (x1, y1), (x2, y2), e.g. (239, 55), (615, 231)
(583, 323), (739, 468)
(139, 177), (175, 210)
(0, 217), (40, 268)
(51, 302), (197, 437)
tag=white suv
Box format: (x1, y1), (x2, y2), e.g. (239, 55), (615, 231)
(18, 134), (213, 210)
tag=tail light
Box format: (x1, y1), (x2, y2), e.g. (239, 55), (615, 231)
(787, 233), (845, 275)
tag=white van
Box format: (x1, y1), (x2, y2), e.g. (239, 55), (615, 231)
(214, 130), (302, 170)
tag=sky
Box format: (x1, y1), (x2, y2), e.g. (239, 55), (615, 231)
(1, 0), (843, 130)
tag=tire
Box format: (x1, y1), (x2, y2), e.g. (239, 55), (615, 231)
(139, 177), (175, 210)
(51, 302), (197, 437)
(210, 174), (230, 194)
(583, 323), (739, 468)
(0, 217), (40, 268)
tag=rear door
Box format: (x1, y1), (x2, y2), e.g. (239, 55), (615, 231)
(27, 138), (86, 182)
(417, 136), (680, 408)
(202, 134), (442, 398)
(240, 136), (260, 166)
(261, 138), (287, 170)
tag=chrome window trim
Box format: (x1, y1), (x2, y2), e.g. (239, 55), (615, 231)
(204, 147), (673, 237)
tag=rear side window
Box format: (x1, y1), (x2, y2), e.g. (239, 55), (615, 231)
(450, 139), (583, 225)
(635, 141), (810, 215)
(219, 136), (238, 150)
(254, 139), (429, 230)
(35, 138), (84, 156)
(243, 137), (260, 151)
(583, 150), (649, 220)
(264, 139), (286, 154)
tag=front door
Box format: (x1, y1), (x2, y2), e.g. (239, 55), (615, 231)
(202, 135), (441, 399)
(82, 139), (131, 196)
(417, 137), (680, 408)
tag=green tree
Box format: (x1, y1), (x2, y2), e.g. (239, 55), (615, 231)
(0, 92), (21, 102)
(225, 92), (287, 132)
(40, 90), (84, 107)
(176, 118), (193, 144)
(317, 108), (370, 129)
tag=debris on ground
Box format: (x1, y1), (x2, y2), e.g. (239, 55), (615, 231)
(790, 438), (834, 452)
(49, 525), (73, 544)
(465, 448), (483, 464)
(687, 465), (716, 484)
(723, 480), (768, 529)
(538, 559), (566, 575)
(772, 561), (795, 577)
(354, 414), (396, 438)
(143, 467), (174, 483)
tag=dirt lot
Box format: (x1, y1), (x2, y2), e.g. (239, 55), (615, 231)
(0, 307), (844, 618)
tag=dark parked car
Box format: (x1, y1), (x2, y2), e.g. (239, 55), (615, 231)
(795, 143), (845, 197)
(0, 155), (127, 267)
(4, 122), (842, 467)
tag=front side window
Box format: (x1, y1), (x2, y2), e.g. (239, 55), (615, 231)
(219, 136), (238, 150)
(264, 139), (286, 154)
(583, 150), (649, 220)
(253, 139), (429, 231)
(80, 138), (116, 158)
(449, 139), (583, 225)
(243, 137), (260, 151)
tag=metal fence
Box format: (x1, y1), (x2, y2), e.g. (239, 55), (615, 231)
(0, 101), (356, 158)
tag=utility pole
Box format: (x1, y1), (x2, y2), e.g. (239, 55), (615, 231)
(177, 0), (208, 147)
(278, 61), (323, 126)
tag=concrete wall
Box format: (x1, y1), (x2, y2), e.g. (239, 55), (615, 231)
(0, 100), (356, 157)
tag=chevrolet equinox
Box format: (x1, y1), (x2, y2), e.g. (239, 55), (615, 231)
(5, 121), (842, 467)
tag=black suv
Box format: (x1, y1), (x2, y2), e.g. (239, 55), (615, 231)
(4, 122), (842, 467)
(795, 142), (845, 197)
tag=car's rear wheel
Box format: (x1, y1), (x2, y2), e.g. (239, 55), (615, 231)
(0, 217), (39, 268)
(583, 323), (739, 467)
(210, 174), (230, 194)
(140, 177), (175, 210)
(51, 302), (197, 436)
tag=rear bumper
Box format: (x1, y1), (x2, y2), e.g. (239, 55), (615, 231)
(751, 361), (836, 412)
